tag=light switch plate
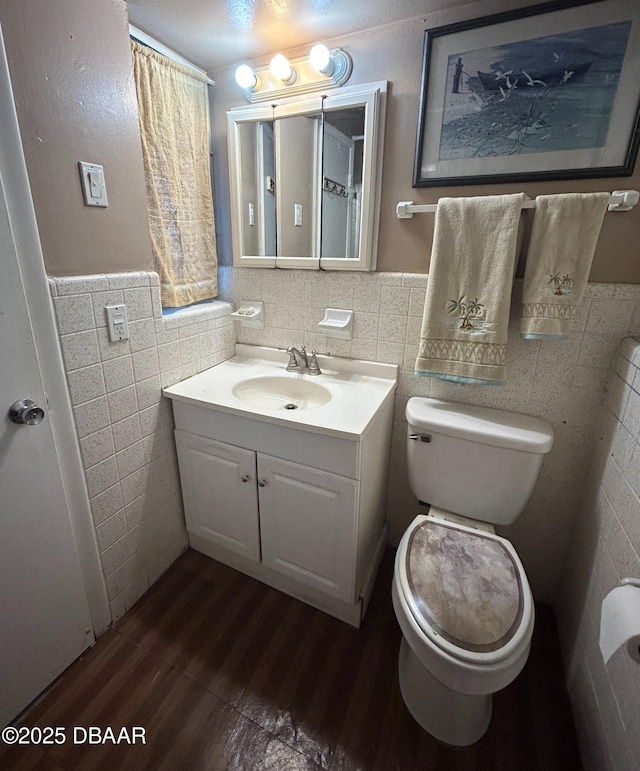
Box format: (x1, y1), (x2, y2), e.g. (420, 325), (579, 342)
(79, 161), (108, 207)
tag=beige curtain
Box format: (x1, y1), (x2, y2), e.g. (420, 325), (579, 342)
(132, 41), (217, 307)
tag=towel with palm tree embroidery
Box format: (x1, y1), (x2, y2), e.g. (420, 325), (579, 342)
(415, 194), (526, 385)
(521, 193), (610, 339)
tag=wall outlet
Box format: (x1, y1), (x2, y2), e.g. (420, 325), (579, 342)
(105, 304), (129, 342)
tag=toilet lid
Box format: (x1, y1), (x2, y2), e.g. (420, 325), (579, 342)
(403, 518), (525, 656)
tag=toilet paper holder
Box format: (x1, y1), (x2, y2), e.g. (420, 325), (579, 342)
(622, 579), (640, 660)
(600, 577), (640, 665)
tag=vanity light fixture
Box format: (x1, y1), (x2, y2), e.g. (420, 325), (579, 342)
(235, 46), (353, 103)
(269, 53), (296, 84)
(309, 44), (352, 83)
(309, 44), (333, 75)
(234, 64), (259, 91)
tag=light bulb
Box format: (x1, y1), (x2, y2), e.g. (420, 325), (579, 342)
(309, 44), (334, 76)
(235, 64), (258, 90)
(269, 53), (295, 83)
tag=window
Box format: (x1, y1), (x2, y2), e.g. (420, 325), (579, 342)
(132, 39), (217, 307)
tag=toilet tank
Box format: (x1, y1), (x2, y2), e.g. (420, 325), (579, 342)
(406, 397), (554, 525)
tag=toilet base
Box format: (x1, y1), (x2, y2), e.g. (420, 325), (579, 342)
(398, 637), (492, 746)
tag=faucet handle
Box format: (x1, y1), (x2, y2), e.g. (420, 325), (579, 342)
(308, 350), (330, 375)
(307, 352), (321, 375)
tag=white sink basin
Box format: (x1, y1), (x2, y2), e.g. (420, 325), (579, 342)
(163, 344), (398, 439)
(232, 375), (332, 411)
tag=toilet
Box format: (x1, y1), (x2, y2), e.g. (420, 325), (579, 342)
(393, 397), (554, 746)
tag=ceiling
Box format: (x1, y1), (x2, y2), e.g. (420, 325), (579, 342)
(125, 0), (460, 73)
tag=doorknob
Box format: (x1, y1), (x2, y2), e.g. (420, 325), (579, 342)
(258, 479), (267, 487)
(9, 399), (45, 426)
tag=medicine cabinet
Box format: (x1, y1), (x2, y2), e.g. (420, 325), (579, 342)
(227, 81), (386, 271)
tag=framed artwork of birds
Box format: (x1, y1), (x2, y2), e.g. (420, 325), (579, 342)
(413, 0), (640, 187)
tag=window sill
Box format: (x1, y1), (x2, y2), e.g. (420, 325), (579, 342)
(162, 299), (233, 329)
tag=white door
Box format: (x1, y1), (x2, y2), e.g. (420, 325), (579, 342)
(0, 36), (95, 727)
(257, 454), (358, 602)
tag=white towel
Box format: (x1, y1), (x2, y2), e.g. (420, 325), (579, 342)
(521, 193), (610, 339)
(415, 194), (526, 385)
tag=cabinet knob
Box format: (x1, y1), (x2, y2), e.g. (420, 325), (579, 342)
(258, 479), (266, 487)
(241, 474), (249, 483)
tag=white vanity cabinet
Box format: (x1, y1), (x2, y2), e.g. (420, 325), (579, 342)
(164, 345), (398, 627)
(175, 431), (358, 603)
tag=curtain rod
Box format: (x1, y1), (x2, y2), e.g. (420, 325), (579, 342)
(129, 24), (214, 86)
(396, 190), (639, 218)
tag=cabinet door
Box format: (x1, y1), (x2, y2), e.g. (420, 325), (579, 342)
(257, 454), (358, 602)
(175, 431), (260, 561)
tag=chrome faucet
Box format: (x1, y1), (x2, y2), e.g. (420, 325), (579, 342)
(286, 345), (308, 372)
(286, 346), (329, 375)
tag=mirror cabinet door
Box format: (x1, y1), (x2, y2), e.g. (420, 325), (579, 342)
(228, 81), (386, 271)
(318, 87), (383, 272)
(274, 112), (322, 267)
(236, 120), (276, 258)
(228, 104), (277, 267)
(321, 106), (365, 260)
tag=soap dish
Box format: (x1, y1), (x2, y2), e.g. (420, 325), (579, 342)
(318, 308), (353, 339)
(230, 301), (264, 329)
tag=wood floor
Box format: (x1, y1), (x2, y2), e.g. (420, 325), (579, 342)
(2, 548), (583, 770)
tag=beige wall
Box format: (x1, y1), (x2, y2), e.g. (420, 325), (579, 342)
(211, 0), (640, 283)
(0, 0), (637, 279)
(0, 0), (153, 277)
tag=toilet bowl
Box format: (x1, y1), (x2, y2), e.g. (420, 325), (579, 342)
(393, 398), (553, 745)
(393, 512), (534, 745)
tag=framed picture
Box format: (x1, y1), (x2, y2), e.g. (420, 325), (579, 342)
(413, 0), (640, 187)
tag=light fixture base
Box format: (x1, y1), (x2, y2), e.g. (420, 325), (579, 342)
(241, 49), (353, 103)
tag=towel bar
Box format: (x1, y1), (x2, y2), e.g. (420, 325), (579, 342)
(396, 190), (639, 219)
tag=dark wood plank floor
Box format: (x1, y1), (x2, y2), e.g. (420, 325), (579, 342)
(1, 549), (583, 770)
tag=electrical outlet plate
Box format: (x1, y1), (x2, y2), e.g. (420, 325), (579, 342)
(105, 304), (129, 342)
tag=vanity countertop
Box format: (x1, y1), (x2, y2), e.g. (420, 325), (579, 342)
(163, 344), (398, 440)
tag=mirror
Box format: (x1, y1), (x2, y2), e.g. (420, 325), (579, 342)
(227, 81), (386, 271)
(236, 119), (276, 258)
(275, 111), (322, 264)
(321, 106), (365, 260)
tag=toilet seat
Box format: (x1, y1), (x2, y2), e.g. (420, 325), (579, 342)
(396, 515), (533, 667)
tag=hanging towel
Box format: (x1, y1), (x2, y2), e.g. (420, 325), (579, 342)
(521, 193), (610, 339)
(415, 193), (526, 385)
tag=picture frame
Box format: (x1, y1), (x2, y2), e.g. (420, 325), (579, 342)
(413, 0), (640, 187)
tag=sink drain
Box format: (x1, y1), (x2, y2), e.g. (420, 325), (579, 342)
(284, 403), (298, 410)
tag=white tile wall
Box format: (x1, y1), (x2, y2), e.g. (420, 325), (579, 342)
(49, 271), (235, 621)
(556, 337), (640, 771)
(218, 265), (640, 602)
